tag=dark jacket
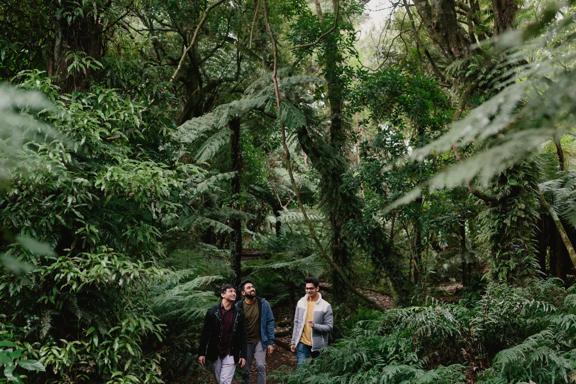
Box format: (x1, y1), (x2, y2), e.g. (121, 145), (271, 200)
(235, 297), (276, 348)
(199, 302), (247, 362)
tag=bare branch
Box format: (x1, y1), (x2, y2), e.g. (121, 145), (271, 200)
(249, 0), (260, 49)
(170, 0), (226, 83)
(554, 135), (566, 172)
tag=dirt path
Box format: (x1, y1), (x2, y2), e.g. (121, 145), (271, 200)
(192, 344), (294, 383)
(245, 343), (295, 384)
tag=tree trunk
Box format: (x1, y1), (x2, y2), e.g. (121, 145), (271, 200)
(554, 135), (566, 172)
(492, 0), (518, 34)
(323, 32), (353, 300)
(413, 0), (470, 59)
(230, 117), (242, 286)
(48, 0), (106, 91)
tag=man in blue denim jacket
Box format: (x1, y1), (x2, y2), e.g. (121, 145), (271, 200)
(236, 280), (275, 384)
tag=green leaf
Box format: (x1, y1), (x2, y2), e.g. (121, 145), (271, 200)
(16, 235), (55, 257)
(3, 364), (17, 382)
(18, 359), (45, 372)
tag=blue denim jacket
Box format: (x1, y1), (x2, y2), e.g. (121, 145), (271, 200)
(236, 297), (276, 348)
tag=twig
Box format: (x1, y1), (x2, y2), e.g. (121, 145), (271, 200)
(170, 0), (226, 83)
(103, 2), (134, 34)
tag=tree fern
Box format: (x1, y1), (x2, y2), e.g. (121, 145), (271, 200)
(174, 74), (322, 162)
(151, 274), (222, 322)
(387, 5), (576, 210)
(540, 171), (576, 228)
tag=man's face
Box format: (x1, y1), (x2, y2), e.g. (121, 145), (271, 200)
(221, 288), (237, 302)
(242, 283), (256, 298)
(305, 283), (319, 297)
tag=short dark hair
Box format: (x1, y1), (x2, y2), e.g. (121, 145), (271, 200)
(305, 276), (320, 288)
(239, 280), (254, 292)
(220, 283), (235, 294)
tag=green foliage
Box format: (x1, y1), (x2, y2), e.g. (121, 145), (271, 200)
(388, 5), (576, 207)
(540, 171), (576, 228)
(354, 67), (452, 137)
(241, 232), (324, 306)
(3, 1), (576, 383)
(0, 68), (237, 383)
(277, 279), (576, 384)
(65, 52), (104, 76)
(0, 248), (166, 383)
(476, 161), (542, 283)
(0, 328), (44, 384)
(150, 268), (224, 381)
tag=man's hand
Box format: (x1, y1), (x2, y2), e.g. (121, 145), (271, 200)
(267, 345), (274, 356)
(239, 358), (246, 368)
(308, 320), (314, 328)
(198, 356), (206, 366)
(290, 344), (296, 353)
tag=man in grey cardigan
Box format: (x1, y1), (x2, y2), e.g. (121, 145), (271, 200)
(289, 276), (333, 366)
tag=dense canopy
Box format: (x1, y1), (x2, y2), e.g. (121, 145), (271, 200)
(1, 0), (576, 383)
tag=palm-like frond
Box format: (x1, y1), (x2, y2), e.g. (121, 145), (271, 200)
(387, 7), (576, 210)
(152, 272), (222, 322)
(174, 74), (322, 163)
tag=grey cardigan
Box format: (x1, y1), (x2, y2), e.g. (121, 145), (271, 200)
(291, 293), (333, 352)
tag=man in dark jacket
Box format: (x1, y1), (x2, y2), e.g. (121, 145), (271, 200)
(198, 283), (246, 384)
(236, 281), (275, 384)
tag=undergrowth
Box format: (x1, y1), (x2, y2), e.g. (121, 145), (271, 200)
(275, 279), (576, 384)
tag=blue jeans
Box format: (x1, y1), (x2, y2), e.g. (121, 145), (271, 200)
(296, 343), (319, 366)
(242, 341), (266, 384)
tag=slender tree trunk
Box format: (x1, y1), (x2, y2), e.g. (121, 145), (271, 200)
(459, 218), (469, 286)
(324, 32), (353, 299)
(554, 135), (566, 171)
(413, 198), (424, 284)
(539, 191), (576, 269)
(492, 0), (518, 34)
(230, 117), (243, 286)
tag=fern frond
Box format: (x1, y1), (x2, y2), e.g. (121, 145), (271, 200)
(193, 172), (235, 195)
(386, 7), (576, 210)
(195, 128), (230, 162)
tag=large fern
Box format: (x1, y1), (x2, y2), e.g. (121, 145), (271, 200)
(276, 279), (576, 384)
(386, 5), (576, 211)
